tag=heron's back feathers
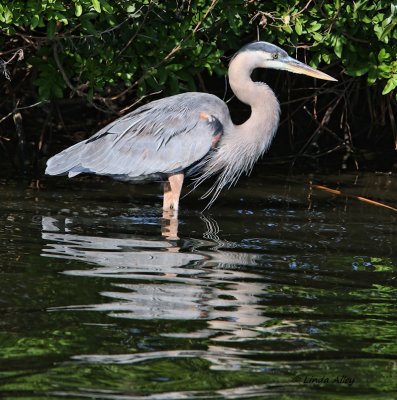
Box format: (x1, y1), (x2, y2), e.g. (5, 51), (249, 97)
(45, 92), (229, 181)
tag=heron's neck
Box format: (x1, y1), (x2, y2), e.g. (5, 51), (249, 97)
(228, 53), (280, 143)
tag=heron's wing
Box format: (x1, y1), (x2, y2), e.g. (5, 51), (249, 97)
(46, 93), (225, 178)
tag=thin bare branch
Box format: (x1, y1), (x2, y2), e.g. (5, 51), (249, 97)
(0, 49), (24, 80)
(312, 184), (397, 212)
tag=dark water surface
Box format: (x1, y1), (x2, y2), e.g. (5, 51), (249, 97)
(0, 171), (396, 399)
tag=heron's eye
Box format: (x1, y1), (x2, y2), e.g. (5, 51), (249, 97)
(272, 52), (279, 60)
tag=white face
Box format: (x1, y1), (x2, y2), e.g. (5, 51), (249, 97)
(257, 51), (337, 81)
(233, 42), (336, 82)
(245, 49), (290, 70)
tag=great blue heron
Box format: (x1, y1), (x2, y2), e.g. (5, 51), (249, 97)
(46, 41), (336, 210)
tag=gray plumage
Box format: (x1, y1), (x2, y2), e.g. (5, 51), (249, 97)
(46, 41), (336, 210)
(47, 93), (229, 182)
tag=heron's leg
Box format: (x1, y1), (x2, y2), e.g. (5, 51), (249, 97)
(163, 172), (184, 211)
(161, 209), (179, 239)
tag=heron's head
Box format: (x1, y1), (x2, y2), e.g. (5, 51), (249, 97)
(235, 41), (337, 81)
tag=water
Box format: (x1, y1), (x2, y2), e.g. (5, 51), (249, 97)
(0, 170), (396, 399)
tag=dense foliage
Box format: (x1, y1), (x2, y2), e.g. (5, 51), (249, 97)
(1, 0), (396, 99)
(0, 0), (396, 173)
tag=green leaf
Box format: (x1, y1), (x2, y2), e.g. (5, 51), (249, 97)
(368, 66), (378, 84)
(345, 65), (369, 77)
(282, 24), (293, 34)
(382, 75), (397, 95)
(53, 11), (68, 24)
(380, 21), (397, 42)
(157, 67), (168, 85)
(308, 22), (321, 32)
(101, 2), (113, 13)
(166, 63), (183, 72)
(346, 65), (369, 76)
(145, 75), (160, 90)
(30, 14), (39, 29)
(4, 7), (13, 23)
(92, 0), (101, 13)
(295, 19), (303, 35)
(313, 32), (323, 42)
(378, 48), (391, 62)
(75, 4), (83, 17)
(309, 52), (322, 68)
(322, 53), (331, 64)
(81, 17), (97, 34)
(334, 37), (343, 58)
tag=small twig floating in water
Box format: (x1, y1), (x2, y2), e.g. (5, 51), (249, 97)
(312, 184), (397, 212)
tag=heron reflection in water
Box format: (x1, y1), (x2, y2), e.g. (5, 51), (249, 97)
(42, 215), (269, 344)
(46, 42), (336, 212)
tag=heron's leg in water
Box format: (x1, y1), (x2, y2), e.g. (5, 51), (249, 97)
(163, 172), (184, 210)
(161, 209), (179, 239)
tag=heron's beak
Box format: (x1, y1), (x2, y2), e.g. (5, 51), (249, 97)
(284, 57), (337, 81)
